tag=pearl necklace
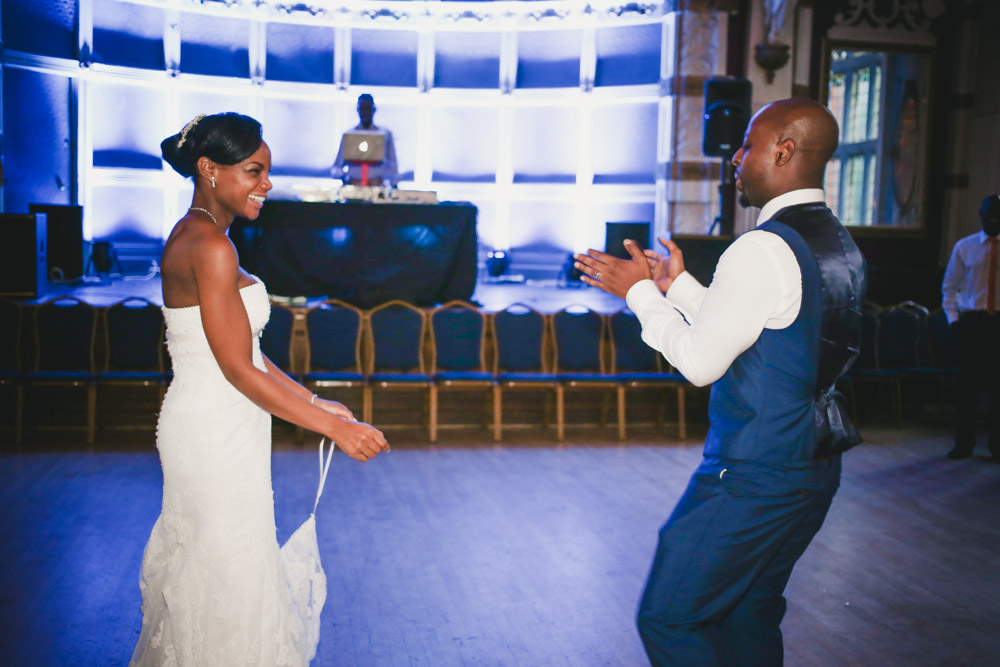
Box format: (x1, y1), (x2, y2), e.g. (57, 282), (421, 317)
(188, 207), (219, 227)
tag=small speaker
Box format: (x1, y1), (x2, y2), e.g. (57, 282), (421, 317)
(30, 203), (83, 281)
(0, 213), (48, 299)
(703, 77), (752, 158)
(605, 222), (650, 260)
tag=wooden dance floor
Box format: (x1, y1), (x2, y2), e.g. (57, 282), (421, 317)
(0, 425), (997, 666)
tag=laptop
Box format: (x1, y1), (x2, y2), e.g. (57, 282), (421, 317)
(343, 131), (385, 163)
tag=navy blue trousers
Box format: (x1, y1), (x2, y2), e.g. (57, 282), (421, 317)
(637, 455), (841, 666)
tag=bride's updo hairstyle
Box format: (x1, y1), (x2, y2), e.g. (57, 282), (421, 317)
(161, 112), (263, 179)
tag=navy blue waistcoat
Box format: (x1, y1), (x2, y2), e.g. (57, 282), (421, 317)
(704, 203), (866, 463)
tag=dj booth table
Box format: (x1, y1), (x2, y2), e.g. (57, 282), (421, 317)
(231, 200), (478, 308)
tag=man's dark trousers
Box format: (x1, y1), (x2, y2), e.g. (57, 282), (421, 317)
(954, 311), (1000, 456)
(637, 455), (840, 666)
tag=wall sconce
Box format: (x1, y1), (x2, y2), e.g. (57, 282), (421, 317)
(754, 41), (791, 84)
(756, 0), (796, 83)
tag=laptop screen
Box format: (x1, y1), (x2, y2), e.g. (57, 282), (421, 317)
(343, 131), (385, 163)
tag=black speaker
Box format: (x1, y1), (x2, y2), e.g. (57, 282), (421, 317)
(703, 78), (752, 158)
(29, 203), (83, 281)
(605, 222), (650, 260)
(671, 234), (734, 286)
(0, 213), (48, 299)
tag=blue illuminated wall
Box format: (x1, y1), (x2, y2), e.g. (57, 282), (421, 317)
(1, 0), (667, 277)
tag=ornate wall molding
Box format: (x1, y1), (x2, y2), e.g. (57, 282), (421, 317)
(828, 0), (944, 45)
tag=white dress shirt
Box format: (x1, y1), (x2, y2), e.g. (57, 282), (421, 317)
(625, 189), (826, 387)
(941, 230), (1000, 324)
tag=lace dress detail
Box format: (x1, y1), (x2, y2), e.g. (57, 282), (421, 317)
(131, 281), (326, 666)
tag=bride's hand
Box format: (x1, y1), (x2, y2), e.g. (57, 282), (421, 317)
(328, 418), (390, 462)
(314, 397), (355, 422)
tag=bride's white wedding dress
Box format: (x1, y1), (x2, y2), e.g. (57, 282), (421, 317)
(131, 279), (328, 666)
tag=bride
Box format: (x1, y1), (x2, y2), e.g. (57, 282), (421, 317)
(130, 112), (389, 665)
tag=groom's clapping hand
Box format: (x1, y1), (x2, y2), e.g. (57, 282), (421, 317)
(644, 237), (686, 295)
(573, 239), (653, 299)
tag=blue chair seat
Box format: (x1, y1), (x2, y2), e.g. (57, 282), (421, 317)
(497, 372), (559, 383)
(559, 373), (619, 383)
(98, 371), (166, 382)
(304, 371), (365, 384)
(370, 373), (431, 383)
(434, 371), (494, 383)
(27, 371), (95, 381)
(616, 371), (687, 383)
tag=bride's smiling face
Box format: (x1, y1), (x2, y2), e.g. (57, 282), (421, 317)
(215, 141), (272, 220)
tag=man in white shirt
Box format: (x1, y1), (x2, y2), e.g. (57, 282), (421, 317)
(575, 98), (865, 665)
(331, 94), (398, 187)
(941, 194), (1000, 461)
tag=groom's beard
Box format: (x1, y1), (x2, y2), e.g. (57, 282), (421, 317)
(738, 193), (751, 208)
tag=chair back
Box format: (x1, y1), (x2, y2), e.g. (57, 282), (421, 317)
(304, 299), (364, 373)
(927, 308), (958, 369)
(856, 302), (881, 370)
(878, 303), (922, 369)
(552, 305), (606, 373)
(34, 296), (96, 372)
(260, 302), (296, 372)
(367, 300), (426, 374)
(491, 303), (548, 373)
(609, 308), (659, 372)
(899, 300), (931, 366)
(0, 297), (22, 372)
(104, 297), (164, 372)
(430, 301), (487, 373)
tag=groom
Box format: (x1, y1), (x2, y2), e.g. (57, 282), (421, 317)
(574, 98), (866, 665)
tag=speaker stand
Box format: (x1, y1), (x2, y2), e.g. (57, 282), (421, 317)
(707, 159), (736, 236)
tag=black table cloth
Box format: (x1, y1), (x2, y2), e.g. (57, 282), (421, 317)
(231, 200), (478, 308)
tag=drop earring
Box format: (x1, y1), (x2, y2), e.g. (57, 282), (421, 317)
(211, 176), (216, 188)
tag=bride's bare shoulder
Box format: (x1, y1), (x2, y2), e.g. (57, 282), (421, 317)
(164, 218), (235, 266)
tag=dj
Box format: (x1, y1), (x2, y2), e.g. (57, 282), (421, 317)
(331, 93), (398, 187)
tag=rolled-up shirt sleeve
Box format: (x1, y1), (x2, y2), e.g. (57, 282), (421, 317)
(625, 232), (797, 387)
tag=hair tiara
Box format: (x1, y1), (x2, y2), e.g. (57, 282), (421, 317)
(176, 113), (207, 149)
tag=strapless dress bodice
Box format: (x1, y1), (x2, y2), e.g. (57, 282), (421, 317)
(163, 280), (271, 384)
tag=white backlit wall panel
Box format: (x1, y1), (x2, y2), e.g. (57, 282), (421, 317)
(434, 31), (502, 90)
(508, 200), (576, 254)
(511, 104), (579, 183)
(595, 23), (661, 86)
(176, 90), (256, 129)
(89, 183), (163, 241)
(262, 97), (341, 178)
(89, 81), (166, 169)
(265, 22), (336, 84)
(91, 0), (164, 70)
(430, 105), (499, 182)
(1, 0), (78, 59)
(516, 29), (582, 89)
(351, 28), (418, 88)
(178, 12), (250, 79)
(591, 101), (658, 184)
